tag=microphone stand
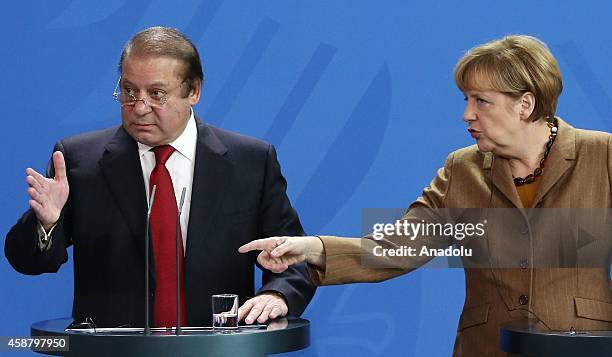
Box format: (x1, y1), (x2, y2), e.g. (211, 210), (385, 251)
(144, 185), (157, 336)
(176, 187), (187, 335)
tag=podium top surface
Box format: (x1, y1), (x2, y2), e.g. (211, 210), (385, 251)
(500, 320), (612, 357)
(32, 317), (310, 357)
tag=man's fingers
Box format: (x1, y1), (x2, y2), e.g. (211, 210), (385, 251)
(241, 294), (287, 324)
(52, 151), (67, 181)
(239, 237), (285, 253)
(244, 303), (263, 324)
(26, 175), (44, 191)
(237, 299), (254, 321)
(257, 303), (274, 323)
(27, 187), (43, 202)
(26, 168), (47, 185)
(29, 199), (44, 213)
(268, 304), (284, 319)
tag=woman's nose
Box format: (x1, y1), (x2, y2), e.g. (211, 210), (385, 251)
(462, 102), (476, 122)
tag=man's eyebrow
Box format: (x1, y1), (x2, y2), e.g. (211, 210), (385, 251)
(120, 79), (170, 88)
(148, 81), (171, 88)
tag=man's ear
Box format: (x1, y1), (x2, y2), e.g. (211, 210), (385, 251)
(188, 79), (202, 105)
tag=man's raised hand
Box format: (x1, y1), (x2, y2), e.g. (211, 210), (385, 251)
(26, 151), (69, 230)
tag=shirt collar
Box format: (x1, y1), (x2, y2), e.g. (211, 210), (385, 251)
(137, 108), (197, 161)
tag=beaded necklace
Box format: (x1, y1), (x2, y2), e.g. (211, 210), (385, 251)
(513, 117), (558, 186)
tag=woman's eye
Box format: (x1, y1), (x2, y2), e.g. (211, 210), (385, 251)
(476, 97), (488, 104)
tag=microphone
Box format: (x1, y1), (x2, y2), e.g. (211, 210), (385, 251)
(144, 185), (157, 336)
(176, 187), (187, 335)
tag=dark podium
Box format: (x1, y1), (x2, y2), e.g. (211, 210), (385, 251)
(501, 319), (612, 356)
(31, 317), (309, 357)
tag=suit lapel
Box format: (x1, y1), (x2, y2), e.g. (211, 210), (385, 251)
(184, 120), (232, 264)
(99, 127), (148, 245)
(489, 153), (523, 208)
(532, 118), (576, 207)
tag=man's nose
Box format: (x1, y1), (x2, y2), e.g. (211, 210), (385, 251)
(132, 99), (153, 116)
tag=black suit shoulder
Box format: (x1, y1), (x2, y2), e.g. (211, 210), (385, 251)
(205, 123), (271, 152)
(57, 126), (121, 158)
(200, 123), (277, 177)
(60, 126), (119, 145)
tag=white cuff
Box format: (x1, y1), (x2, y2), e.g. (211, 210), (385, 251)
(37, 221), (57, 251)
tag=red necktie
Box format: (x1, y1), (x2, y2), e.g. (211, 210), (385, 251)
(150, 145), (186, 327)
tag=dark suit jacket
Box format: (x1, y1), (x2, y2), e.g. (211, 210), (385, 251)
(5, 118), (315, 327)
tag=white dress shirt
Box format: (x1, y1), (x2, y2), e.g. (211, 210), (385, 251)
(137, 110), (197, 253)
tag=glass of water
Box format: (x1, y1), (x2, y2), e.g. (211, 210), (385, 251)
(212, 294), (239, 330)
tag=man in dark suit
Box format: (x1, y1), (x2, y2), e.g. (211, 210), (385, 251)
(5, 26), (315, 327)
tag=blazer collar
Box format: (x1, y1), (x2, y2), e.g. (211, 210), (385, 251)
(483, 117), (576, 208)
(99, 126), (148, 240)
(532, 117), (575, 206)
(489, 154), (522, 208)
(184, 118), (232, 263)
(194, 117), (228, 156)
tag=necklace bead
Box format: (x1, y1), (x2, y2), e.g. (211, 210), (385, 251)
(513, 117), (558, 186)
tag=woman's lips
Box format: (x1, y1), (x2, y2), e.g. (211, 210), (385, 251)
(468, 128), (481, 139)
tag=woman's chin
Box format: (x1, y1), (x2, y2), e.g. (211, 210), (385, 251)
(475, 141), (495, 153)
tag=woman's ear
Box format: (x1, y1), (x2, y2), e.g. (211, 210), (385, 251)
(519, 92), (535, 120)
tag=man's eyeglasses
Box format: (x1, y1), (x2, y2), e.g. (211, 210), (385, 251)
(112, 76), (185, 108)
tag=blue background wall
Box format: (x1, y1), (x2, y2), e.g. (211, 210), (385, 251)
(1, 1), (611, 356)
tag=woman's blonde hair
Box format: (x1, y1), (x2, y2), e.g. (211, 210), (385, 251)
(454, 35), (563, 121)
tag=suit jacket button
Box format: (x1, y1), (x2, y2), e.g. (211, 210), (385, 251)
(519, 294), (529, 305)
(520, 225), (529, 235)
